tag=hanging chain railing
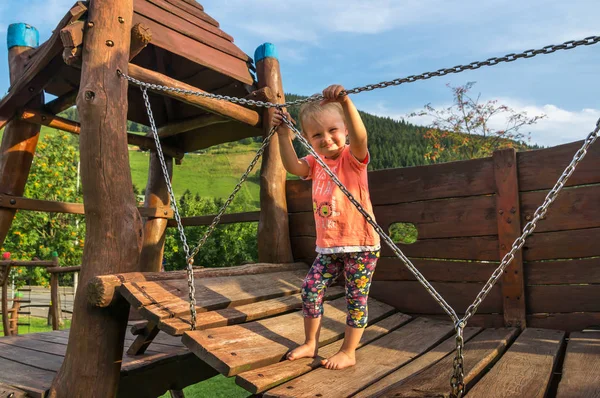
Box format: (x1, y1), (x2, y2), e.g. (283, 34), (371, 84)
(127, 34), (600, 396)
(120, 35), (599, 109)
(141, 87), (277, 330)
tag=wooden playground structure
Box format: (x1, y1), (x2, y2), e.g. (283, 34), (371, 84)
(0, 0), (599, 397)
(1, 253), (79, 336)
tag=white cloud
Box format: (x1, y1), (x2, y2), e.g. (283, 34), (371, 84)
(364, 98), (600, 148)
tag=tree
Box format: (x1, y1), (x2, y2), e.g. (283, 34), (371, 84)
(3, 132), (85, 286)
(410, 82), (545, 161)
(163, 190), (258, 270)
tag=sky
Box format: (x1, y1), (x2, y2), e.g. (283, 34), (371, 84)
(0, 0), (599, 147)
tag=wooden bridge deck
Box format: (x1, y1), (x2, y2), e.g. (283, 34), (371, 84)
(115, 266), (600, 397)
(0, 322), (215, 398)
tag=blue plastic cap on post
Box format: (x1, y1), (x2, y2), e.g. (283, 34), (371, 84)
(254, 43), (278, 63)
(7, 23), (39, 49)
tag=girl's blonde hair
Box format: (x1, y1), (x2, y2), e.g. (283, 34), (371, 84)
(298, 101), (345, 135)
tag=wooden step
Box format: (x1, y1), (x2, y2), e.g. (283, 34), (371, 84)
(159, 286), (345, 336)
(120, 269), (308, 324)
(183, 297), (395, 377)
(354, 326), (482, 398)
(371, 327), (519, 398)
(556, 332), (600, 398)
(236, 312), (412, 394)
(467, 328), (565, 398)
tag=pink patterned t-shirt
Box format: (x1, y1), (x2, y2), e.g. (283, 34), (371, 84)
(302, 145), (380, 253)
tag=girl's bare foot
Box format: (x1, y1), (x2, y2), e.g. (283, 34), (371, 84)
(287, 342), (318, 361)
(321, 350), (356, 370)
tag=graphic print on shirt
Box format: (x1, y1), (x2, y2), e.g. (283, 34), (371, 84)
(313, 164), (340, 231)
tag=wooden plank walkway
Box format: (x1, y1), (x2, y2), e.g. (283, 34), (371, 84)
(0, 323), (214, 398)
(105, 264), (600, 398)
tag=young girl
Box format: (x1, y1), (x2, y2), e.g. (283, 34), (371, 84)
(272, 84), (380, 370)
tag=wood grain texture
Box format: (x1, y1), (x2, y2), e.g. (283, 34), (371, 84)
(556, 332), (600, 398)
(374, 328), (519, 397)
(467, 328), (565, 398)
(48, 1), (143, 396)
(236, 312), (412, 394)
(256, 54), (293, 263)
(264, 317), (454, 398)
(159, 286), (345, 336)
(183, 297), (395, 376)
(354, 327), (481, 398)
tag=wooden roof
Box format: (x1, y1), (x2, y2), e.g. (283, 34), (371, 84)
(42, 0), (257, 130)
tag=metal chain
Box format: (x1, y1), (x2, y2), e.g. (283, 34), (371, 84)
(120, 36), (600, 109)
(281, 115), (459, 322)
(141, 87), (277, 329)
(449, 117), (600, 397)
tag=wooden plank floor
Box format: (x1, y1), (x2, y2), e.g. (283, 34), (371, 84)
(0, 323), (213, 398)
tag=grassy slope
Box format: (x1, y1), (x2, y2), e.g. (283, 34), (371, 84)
(0, 126), (262, 205)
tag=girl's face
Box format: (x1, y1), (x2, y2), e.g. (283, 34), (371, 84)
(302, 110), (348, 159)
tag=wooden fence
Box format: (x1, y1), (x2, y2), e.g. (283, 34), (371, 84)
(286, 140), (600, 332)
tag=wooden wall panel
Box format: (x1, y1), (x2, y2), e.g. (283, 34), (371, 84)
(374, 257), (498, 283)
(518, 140), (600, 191)
(289, 195), (497, 240)
(525, 258), (600, 285)
(522, 227), (600, 261)
(286, 156), (496, 211)
(370, 281), (502, 315)
(527, 285), (600, 313)
(520, 184), (600, 233)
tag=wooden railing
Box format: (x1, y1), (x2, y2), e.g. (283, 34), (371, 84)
(0, 255), (80, 335)
(286, 140), (600, 332)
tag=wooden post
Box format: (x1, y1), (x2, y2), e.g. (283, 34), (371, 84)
(138, 152), (173, 273)
(49, 253), (62, 330)
(254, 43), (293, 263)
(493, 148), (526, 328)
(48, 1), (143, 396)
(1, 270), (10, 336)
(0, 23), (42, 252)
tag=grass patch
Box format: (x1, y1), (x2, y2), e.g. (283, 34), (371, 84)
(159, 375), (250, 398)
(0, 316), (71, 336)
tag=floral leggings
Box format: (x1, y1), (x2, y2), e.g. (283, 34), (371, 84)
(301, 250), (379, 328)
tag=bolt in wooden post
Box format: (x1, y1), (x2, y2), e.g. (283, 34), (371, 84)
(0, 23), (42, 253)
(48, 1), (143, 396)
(494, 148), (527, 328)
(254, 43), (293, 263)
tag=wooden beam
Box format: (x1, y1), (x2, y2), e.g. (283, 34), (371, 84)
(138, 151), (172, 273)
(254, 43), (293, 263)
(60, 20), (84, 48)
(0, 194), (173, 218)
(0, 260), (56, 267)
(48, 1), (142, 395)
(48, 265), (82, 274)
(0, 2), (87, 131)
(0, 23), (44, 274)
(19, 108), (185, 159)
(166, 211), (260, 227)
(178, 120), (260, 152)
(88, 262), (308, 308)
(493, 148), (526, 328)
(158, 113), (228, 138)
(127, 63), (261, 127)
(129, 23), (152, 60)
(44, 89), (78, 115)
